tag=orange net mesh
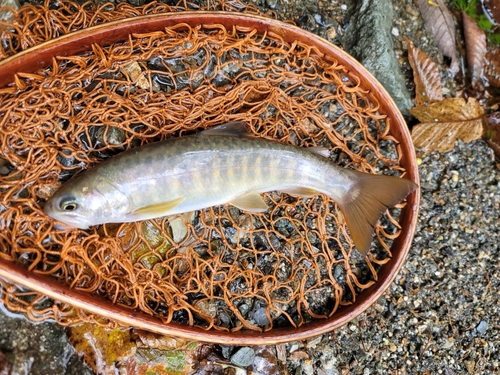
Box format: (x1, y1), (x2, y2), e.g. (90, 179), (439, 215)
(0, 0), (408, 332)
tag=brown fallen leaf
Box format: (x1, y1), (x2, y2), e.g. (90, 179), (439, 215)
(483, 112), (500, 158)
(482, 0), (500, 25)
(134, 329), (193, 350)
(412, 118), (484, 152)
(485, 46), (500, 88)
(249, 346), (284, 375)
(417, 0), (459, 75)
(409, 97), (484, 123)
(463, 12), (487, 89)
(0, 351), (12, 375)
(406, 38), (443, 106)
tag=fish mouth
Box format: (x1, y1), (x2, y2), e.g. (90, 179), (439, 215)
(43, 200), (90, 230)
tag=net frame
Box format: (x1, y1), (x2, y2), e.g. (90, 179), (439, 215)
(0, 1), (419, 344)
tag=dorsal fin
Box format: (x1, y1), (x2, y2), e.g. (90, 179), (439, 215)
(199, 121), (251, 137)
(307, 146), (330, 158)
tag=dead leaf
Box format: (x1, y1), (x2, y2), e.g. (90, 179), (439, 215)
(418, 0), (459, 75)
(134, 329), (194, 350)
(483, 112), (500, 158)
(463, 12), (487, 88)
(482, 0), (500, 25)
(129, 329), (199, 375)
(249, 346), (284, 375)
(0, 351), (12, 375)
(412, 118), (484, 152)
(485, 46), (500, 88)
(406, 38), (443, 106)
(134, 348), (196, 375)
(67, 323), (136, 375)
(409, 97), (484, 123)
(486, 139), (500, 158)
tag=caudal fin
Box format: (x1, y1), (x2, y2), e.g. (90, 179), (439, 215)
(338, 173), (417, 255)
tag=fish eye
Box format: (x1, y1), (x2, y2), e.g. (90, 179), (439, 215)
(59, 197), (78, 212)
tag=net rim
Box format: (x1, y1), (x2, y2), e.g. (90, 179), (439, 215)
(0, 11), (420, 344)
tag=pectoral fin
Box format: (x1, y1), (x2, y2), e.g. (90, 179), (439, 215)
(230, 192), (268, 212)
(281, 187), (318, 198)
(132, 196), (185, 219)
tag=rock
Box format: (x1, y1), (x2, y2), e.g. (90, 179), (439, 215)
(0, 0), (20, 24)
(253, 307), (269, 326)
(476, 320), (487, 335)
(0, 310), (91, 375)
(230, 347), (255, 367)
(343, 0), (413, 115)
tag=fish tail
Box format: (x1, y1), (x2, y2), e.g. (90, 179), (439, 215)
(338, 172), (417, 255)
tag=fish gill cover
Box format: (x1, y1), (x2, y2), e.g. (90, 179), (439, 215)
(0, 0), (411, 332)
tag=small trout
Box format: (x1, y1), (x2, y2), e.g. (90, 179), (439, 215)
(44, 122), (417, 254)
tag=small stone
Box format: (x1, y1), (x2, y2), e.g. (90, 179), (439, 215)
(265, 0), (278, 9)
(465, 360), (476, 373)
(391, 27), (399, 37)
(442, 339), (454, 349)
(0, 0), (20, 23)
(253, 307), (269, 326)
(476, 320), (487, 335)
(168, 216), (188, 243)
(306, 335), (322, 349)
(104, 126), (126, 145)
(238, 304), (250, 316)
(194, 299), (217, 318)
(302, 359), (315, 375)
(326, 26), (337, 39)
(230, 347), (255, 367)
(122, 61), (150, 90)
(221, 345), (233, 359)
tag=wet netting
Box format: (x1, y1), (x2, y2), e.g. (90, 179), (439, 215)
(0, 0), (409, 331)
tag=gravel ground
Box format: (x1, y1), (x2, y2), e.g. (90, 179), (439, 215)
(1, 0), (499, 374)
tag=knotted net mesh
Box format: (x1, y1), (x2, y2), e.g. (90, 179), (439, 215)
(0, 0), (409, 332)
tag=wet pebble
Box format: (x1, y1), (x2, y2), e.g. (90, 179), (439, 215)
(265, 0), (278, 9)
(476, 320), (488, 335)
(314, 14), (335, 27)
(253, 307), (269, 326)
(230, 347), (255, 367)
(0, 162), (8, 175)
(57, 149), (76, 167)
(168, 215), (188, 243)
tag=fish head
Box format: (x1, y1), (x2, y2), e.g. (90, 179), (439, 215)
(44, 174), (130, 229)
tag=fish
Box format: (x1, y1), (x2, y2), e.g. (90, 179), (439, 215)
(44, 121), (417, 255)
